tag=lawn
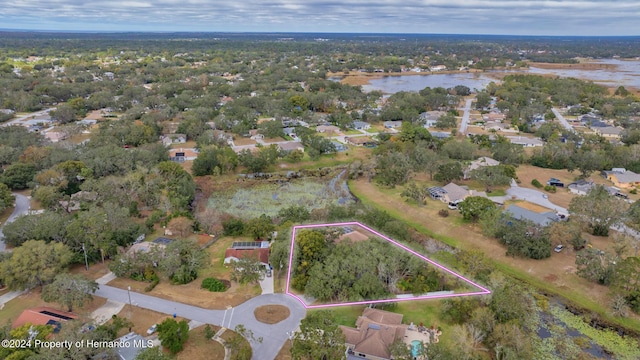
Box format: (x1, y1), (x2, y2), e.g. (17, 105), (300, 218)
(349, 177), (640, 332)
(0, 291), (107, 326)
(107, 236), (262, 309)
(176, 325), (225, 360)
(112, 305), (185, 338)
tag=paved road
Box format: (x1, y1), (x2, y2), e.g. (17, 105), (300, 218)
(551, 107), (576, 134)
(0, 193), (30, 251)
(95, 285), (306, 360)
(459, 98), (473, 135)
(0, 108), (54, 127)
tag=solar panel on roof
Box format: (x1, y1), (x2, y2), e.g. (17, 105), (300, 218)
(40, 310), (74, 321)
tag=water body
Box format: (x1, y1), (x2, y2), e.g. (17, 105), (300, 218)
(360, 72), (497, 93)
(344, 59), (640, 94)
(528, 59), (640, 89)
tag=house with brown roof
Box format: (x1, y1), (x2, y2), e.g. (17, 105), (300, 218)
(169, 148), (198, 162)
(340, 308), (407, 360)
(224, 241), (271, 268)
(316, 125), (340, 133)
(345, 136), (373, 146)
(13, 307), (77, 332)
(278, 142), (305, 153)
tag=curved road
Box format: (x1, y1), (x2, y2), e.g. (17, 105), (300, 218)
(95, 285), (306, 360)
(0, 193), (30, 252)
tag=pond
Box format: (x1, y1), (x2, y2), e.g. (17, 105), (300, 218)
(360, 72), (497, 93)
(334, 59), (640, 94)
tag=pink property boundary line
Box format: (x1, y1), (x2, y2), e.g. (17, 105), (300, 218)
(285, 221), (491, 309)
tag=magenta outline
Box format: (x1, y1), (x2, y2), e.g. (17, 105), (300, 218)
(285, 221), (491, 309)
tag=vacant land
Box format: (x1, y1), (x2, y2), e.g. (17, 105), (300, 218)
(177, 325), (225, 360)
(113, 305), (183, 337)
(0, 291), (107, 325)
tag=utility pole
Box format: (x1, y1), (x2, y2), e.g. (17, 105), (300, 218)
(82, 243), (89, 271)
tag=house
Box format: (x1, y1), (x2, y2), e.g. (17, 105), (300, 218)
(331, 141), (348, 152)
(283, 127), (297, 137)
(429, 65), (447, 72)
(345, 136), (373, 146)
(602, 168), (640, 189)
(482, 112), (506, 122)
(383, 121), (403, 129)
(340, 308), (406, 360)
(464, 157), (500, 179)
(568, 179), (594, 195)
(160, 134), (187, 146)
(278, 142), (305, 153)
(420, 111), (446, 128)
(506, 136), (544, 147)
(316, 125), (340, 133)
(504, 204), (559, 227)
(60, 191), (98, 212)
(352, 121), (371, 130)
(13, 307), (77, 332)
(224, 241), (270, 268)
(430, 131), (451, 139)
(594, 126), (623, 139)
(169, 148), (198, 162)
(44, 131), (67, 143)
(249, 129), (264, 140)
(429, 183), (486, 204)
(127, 237), (173, 254)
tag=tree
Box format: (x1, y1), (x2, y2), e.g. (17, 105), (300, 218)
(258, 120), (285, 139)
(388, 338), (413, 359)
(166, 216), (194, 238)
(611, 256), (640, 297)
(568, 185), (628, 236)
(470, 165), (513, 192)
(160, 240), (210, 284)
(435, 113), (457, 129)
(41, 273), (98, 312)
(626, 200), (640, 232)
(0, 183), (14, 212)
(50, 103), (77, 123)
(291, 311), (346, 360)
(575, 248), (615, 285)
(230, 254), (264, 285)
(277, 205), (310, 224)
(245, 214), (275, 240)
(157, 318), (189, 354)
(400, 182), (429, 205)
(434, 161), (463, 183)
(1, 162), (37, 189)
(0, 240), (73, 290)
(375, 151), (412, 187)
(458, 196), (496, 222)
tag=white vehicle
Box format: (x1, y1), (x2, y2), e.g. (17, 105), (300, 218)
(147, 324), (157, 335)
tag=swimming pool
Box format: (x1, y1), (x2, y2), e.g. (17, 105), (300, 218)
(411, 340), (422, 358)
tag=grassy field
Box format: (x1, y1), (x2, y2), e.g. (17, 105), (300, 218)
(0, 291), (107, 326)
(349, 178), (640, 333)
(177, 325), (225, 360)
(206, 174), (353, 219)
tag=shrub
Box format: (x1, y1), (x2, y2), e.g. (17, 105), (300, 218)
(222, 218), (245, 236)
(630, 188), (637, 195)
(201, 277), (228, 292)
(438, 209), (449, 217)
(544, 185), (557, 193)
(531, 179), (543, 188)
(144, 274), (160, 292)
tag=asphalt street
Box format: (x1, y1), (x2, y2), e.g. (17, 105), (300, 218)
(459, 98), (473, 135)
(95, 285), (306, 360)
(0, 193), (30, 252)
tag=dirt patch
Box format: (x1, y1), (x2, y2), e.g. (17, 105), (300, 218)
(113, 305), (185, 337)
(544, 274), (558, 283)
(254, 305), (291, 324)
(507, 200), (552, 213)
(233, 138), (256, 146)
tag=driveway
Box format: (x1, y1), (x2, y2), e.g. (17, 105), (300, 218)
(95, 284), (306, 360)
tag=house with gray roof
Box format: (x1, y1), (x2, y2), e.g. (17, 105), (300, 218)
(504, 204), (559, 227)
(603, 168), (640, 189)
(352, 121), (371, 130)
(507, 136), (544, 147)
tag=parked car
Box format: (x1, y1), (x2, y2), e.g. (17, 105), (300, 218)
(147, 324), (157, 335)
(542, 194), (548, 199)
(266, 269), (272, 277)
(554, 245), (564, 253)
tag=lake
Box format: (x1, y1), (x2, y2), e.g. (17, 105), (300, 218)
(344, 59), (640, 93)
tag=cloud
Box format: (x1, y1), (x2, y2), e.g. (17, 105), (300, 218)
(0, 0), (638, 35)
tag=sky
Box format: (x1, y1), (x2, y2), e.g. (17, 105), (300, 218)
(0, 0), (638, 36)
